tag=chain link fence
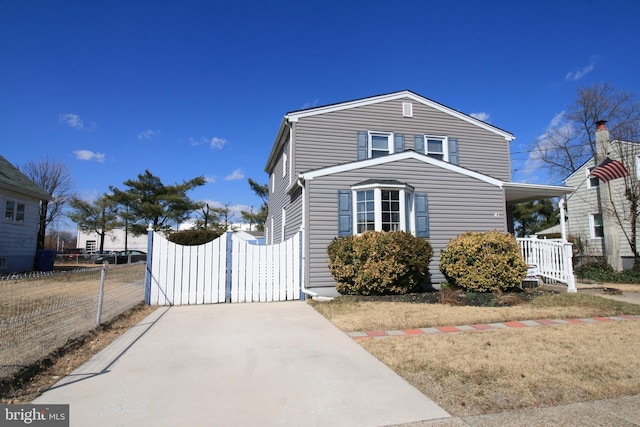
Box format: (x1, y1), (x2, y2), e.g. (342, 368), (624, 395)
(0, 263), (146, 383)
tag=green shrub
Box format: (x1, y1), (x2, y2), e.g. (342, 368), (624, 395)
(575, 262), (640, 283)
(167, 229), (223, 246)
(327, 231), (433, 295)
(439, 230), (527, 292)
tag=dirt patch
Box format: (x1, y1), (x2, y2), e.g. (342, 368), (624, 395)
(0, 303), (157, 404)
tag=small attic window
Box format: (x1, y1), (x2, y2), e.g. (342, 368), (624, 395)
(402, 102), (413, 118)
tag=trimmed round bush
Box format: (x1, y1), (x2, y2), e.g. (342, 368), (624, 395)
(327, 231), (433, 295)
(439, 230), (527, 292)
(167, 229), (223, 245)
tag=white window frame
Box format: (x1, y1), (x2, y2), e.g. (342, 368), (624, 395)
(281, 207), (286, 241)
(282, 142), (288, 178)
(423, 135), (448, 161)
(589, 213), (604, 239)
(351, 182), (414, 234)
(368, 131), (394, 158)
(270, 173), (275, 193)
(4, 199), (25, 223)
(586, 167), (599, 189)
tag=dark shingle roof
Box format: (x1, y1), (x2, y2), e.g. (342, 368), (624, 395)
(0, 155), (51, 200)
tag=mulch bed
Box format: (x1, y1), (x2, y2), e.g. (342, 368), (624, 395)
(338, 287), (556, 307)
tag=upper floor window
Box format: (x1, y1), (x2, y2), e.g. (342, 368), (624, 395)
(4, 199), (25, 223)
(357, 131), (404, 160)
(424, 136), (447, 161)
(282, 142), (289, 177)
(369, 132), (393, 158)
(414, 135), (458, 164)
(587, 167), (599, 189)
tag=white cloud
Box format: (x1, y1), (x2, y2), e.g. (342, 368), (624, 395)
(73, 150), (105, 163)
(204, 175), (216, 183)
(59, 113), (96, 130)
(565, 57), (598, 81)
(225, 169), (244, 181)
(521, 111), (576, 182)
(470, 112), (490, 122)
(210, 137), (227, 149)
(137, 129), (160, 140)
(302, 99), (319, 109)
(188, 136), (227, 149)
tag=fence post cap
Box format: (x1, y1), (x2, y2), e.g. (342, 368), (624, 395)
(147, 223), (154, 231)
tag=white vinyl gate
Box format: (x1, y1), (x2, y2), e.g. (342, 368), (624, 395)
(145, 231), (303, 305)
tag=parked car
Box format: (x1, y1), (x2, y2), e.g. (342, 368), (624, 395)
(94, 250), (147, 264)
(61, 248), (89, 260)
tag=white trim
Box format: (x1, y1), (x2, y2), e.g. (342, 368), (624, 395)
(352, 185), (413, 234)
(402, 102), (413, 118)
(300, 150), (504, 187)
(586, 166), (599, 189)
(281, 207), (286, 242)
(589, 212), (604, 239)
(423, 135), (448, 161)
(285, 90), (515, 141)
(368, 131), (394, 157)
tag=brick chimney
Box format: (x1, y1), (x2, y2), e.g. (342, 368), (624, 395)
(595, 119), (611, 163)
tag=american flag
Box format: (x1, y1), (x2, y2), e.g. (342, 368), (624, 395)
(590, 157), (630, 183)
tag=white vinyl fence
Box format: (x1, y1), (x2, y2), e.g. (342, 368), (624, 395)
(145, 231), (303, 305)
(517, 236), (576, 292)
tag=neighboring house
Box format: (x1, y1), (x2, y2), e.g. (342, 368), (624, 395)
(76, 228), (148, 253)
(0, 155), (51, 273)
(565, 122), (640, 271)
(264, 90), (573, 297)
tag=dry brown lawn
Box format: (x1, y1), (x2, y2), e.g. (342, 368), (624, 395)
(309, 291), (640, 416)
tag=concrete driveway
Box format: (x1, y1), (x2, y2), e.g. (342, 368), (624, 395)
(35, 302), (450, 426)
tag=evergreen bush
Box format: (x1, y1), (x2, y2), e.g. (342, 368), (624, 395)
(167, 229), (223, 246)
(327, 231), (433, 295)
(439, 230), (527, 292)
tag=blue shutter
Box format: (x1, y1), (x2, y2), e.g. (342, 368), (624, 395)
(337, 190), (352, 236)
(414, 135), (424, 153)
(394, 134), (405, 153)
(448, 138), (459, 165)
(414, 193), (429, 238)
(357, 132), (368, 160)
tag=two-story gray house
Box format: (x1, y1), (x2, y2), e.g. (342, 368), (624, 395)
(264, 90), (572, 297)
(0, 155), (51, 274)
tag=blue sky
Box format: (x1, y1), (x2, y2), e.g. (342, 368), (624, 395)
(2, 0), (639, 231)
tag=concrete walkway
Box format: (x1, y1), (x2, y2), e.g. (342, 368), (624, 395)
(35, 302), (450, 427)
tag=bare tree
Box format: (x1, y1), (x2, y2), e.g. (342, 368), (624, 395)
(20, 157), (75, 250)
(534, 83), (640, 268)
(533, 83), (640, 181)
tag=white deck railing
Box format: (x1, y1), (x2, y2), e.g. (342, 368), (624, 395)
(517, 237), (576, 293)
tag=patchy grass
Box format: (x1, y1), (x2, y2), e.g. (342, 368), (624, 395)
(360, 322), (640, 416)
(309, 291), (640, 332)
(309, 290), (640, 416)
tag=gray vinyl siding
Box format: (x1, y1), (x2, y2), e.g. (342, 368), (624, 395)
(304, 157), (507, 289)
(266, 140), (302, 244)
(565, 161), (604, 257)
(566, 157), (640, 261)
(0, 189), (41, 273)
(293, 97), (511, 182)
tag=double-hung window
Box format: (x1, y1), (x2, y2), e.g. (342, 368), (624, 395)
(4, 199), (25, 223)
(590, 213), (604, 238)
(424, 136), (447, 161)
(587, 167), (599, 189)
(369, 132), (393, 158)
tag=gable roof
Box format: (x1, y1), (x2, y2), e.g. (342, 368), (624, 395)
(299, 150), (573, 203)
(0, 155), (51, 200)
(266, 90), (515, 172)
